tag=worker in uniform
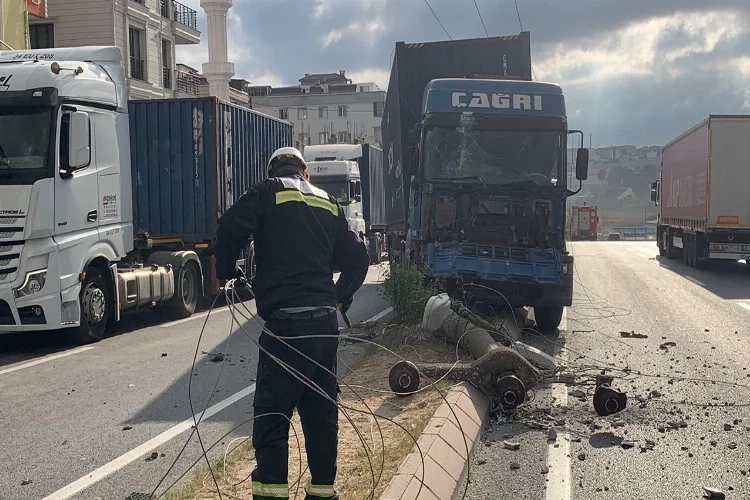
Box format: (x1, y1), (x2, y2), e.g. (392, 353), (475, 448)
(214, 147), (370, 500)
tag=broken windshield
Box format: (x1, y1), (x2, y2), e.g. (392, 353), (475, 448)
(422, 126), (564, 187)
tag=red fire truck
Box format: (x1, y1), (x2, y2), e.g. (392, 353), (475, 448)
(571, 204), (599, 241)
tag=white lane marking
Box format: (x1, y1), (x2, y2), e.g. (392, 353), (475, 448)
(159, 306), (230, 328)
(0, 346), (95, 377)
(363, 306), (393, 323)
(545, 310), (571, 500)
(738, 303), (750, 312)
(43, 306), (394, 499)
(684, 275), (706, 287)
(43, 382), (258, 500)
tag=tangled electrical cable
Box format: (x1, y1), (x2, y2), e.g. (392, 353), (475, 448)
(145, 277), (477, 500)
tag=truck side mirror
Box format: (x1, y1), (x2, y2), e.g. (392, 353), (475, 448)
(68, 111), (91, 170)
(575, 148), (589, 181)
(355, 194), (362, 202)
(650, 181), (659, 204)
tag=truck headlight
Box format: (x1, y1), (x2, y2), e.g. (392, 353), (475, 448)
(14, 269), (47, 298)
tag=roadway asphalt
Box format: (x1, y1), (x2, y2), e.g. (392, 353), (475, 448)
(0, 264), (391, 500)
(466, 241), (750, 500)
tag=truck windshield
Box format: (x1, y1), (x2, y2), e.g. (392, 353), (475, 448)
(0, 107), (52, 171)
(315, 180), (351, 204)
(422, 126), (564, 187)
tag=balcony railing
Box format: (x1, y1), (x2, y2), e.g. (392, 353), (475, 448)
(175, 70), (201, 96)
(174, 1), (198, 30)
(130, 56), (145, 81)
(162, 67), (172, 90)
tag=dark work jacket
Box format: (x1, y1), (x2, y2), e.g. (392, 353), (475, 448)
(214, 173), (370, 320)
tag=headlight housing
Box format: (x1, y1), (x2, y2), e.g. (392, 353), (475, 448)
(14, 269), (47, 298)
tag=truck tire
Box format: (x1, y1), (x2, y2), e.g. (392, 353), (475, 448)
(658, 229), (667, 256)
(170, 261), (200, 318)
(70, 266), (111, 345)
(535, 306), (564, 332)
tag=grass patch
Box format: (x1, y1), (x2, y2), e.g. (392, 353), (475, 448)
(161, 333), (468, 500)
(380, 264), (441, 325)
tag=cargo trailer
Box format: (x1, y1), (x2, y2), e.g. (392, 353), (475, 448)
(570, 204), (598, 241)
(0, 46), (293, 343)
(651, 115), (750, 268)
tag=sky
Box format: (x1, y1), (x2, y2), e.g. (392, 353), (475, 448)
(177, 0), (750, 148)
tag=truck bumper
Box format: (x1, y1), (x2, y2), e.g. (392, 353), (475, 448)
(458, 275), (573, 308)
(0, 257), (78, 334)
(0, 287), (67, 333)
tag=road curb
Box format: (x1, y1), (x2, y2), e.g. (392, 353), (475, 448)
(379, 382), (490, 500)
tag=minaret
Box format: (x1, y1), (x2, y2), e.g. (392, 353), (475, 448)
(200, 0), (234, 101)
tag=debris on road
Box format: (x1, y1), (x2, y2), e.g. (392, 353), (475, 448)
(122, 425), (133, 431)
(20, 479), (32, 486)
(702, 486), (726, 499)
(510, 462), (521, 470)
(207, 352), (225, 363)
(144, 451), (159, 462)
(504, 440), (520, 450)
(659, 341), (677, 350)
(620, 331), (648, 339)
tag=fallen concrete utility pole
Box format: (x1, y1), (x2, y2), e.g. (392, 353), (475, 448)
(389, 294), (545, 411)
(388, 294), (628, 416)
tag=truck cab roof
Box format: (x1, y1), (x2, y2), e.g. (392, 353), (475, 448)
(0, 46), (126, 110)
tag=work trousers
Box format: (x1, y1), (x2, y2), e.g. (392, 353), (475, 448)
(251, 310), (340, 500)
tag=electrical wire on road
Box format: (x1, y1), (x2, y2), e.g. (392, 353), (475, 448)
(147, 279), (476, 500)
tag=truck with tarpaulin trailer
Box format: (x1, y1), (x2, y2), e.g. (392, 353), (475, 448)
(381, 32), (589, 330)
(651, 115), (750, 269)
(0, 46), (293, 343)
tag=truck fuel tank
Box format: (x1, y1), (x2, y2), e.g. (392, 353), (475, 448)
(116, 264), (175, 311)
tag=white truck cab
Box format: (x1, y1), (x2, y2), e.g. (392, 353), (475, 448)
(0, 46), (200, 344)
(304, 144), (367, 238)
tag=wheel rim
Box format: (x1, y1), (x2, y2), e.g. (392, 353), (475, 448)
(82, 283), (106, 325)
(182, 267), (196, 306)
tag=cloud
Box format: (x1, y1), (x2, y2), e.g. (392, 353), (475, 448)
(173, 0), (750, 145)
(347, 69), (390, 90)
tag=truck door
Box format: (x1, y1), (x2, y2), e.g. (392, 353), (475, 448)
(54, 107), (101, 243)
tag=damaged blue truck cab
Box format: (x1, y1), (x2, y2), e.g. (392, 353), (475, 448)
(404, 79), (588, 330)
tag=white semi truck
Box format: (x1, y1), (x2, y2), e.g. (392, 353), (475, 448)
(304, 143), (386, 263)
(0, 46), (293, 343)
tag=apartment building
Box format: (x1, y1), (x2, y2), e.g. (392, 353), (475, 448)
(249, 71), (386, 147)
(27, 0), (201, 100)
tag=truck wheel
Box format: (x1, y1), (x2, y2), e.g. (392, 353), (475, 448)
(70, 266), (110, 345)
(658, 230), (667, 256)
(244, 242), (257, 282)
(535, 306), (564, 332)
(170, 262), (200, 318)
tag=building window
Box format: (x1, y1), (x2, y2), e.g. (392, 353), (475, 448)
(319, 132), (328, 144)
(279, 108), (289, 120)
(298, 133), (310, 146)
(338, 105), (348, 118)
(161, 39), (172, 90)
(360, 85), (371, 92)
(129, 27), (146, 81)
(298, 107), (308, 120)
(30, 23), (54, 49)
(373, 101), (384, 118)
(338, 131), (351, 143)
(318, 106), (328, 119)
(374, 126), (382, 144)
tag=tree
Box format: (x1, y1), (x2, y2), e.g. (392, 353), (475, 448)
(597, 168), (607, 181)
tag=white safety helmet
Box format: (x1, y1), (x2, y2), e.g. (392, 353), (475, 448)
(267, 147), (307, 176)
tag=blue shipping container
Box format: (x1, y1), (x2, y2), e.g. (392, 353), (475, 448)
(128, 97), (293, 242)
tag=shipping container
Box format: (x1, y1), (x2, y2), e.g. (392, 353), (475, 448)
(381, 32), (533, 227)
(128, 97), (293, 242)
(654, 115), (750, 267)
(358, 144), (386, 230)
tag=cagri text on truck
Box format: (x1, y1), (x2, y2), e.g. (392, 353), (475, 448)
(0, 46), (292, 343)
(382, 32), (589, 330)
